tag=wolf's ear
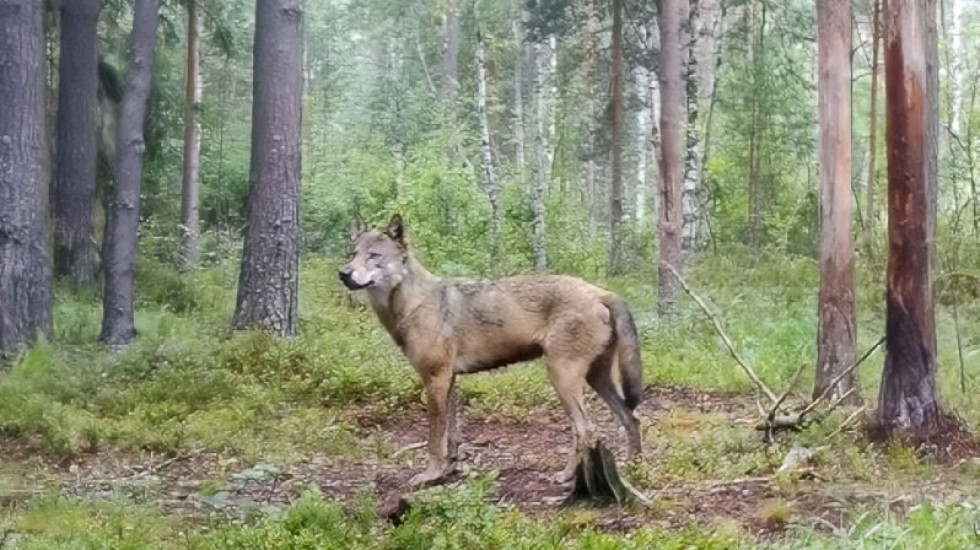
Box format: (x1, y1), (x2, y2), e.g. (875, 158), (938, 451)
(348, 218), (366, 241)
(385, 214), (405, 245)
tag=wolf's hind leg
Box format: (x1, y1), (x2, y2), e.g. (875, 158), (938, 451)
(410, 368), (458, 488)
(447, 374), (462, 461)
(545, 358), (595, 483)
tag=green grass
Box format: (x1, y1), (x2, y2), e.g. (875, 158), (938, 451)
(2, 251), (979, 548)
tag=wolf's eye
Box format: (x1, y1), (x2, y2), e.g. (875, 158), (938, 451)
(368, 252), (382, 261)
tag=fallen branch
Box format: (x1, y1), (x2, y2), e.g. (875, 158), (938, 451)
(666, 263), (886, 436)
(663, 263), (779, 405)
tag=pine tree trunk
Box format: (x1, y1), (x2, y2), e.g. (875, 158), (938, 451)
(610, 0), (625, 273)
(232, 0), (304, 337)
(865, 0), (880, 238)
(682, 0), (701, 254)
(878, 0), (943, 436)
(532, 42), (548, 272)
(100, 0), (160, 345)
(53, 0), (99, 286)
(180, 0), (203, 267)
(814, 0), (859, 403)
(476, 29), (501, 257)
(659, 0), (685, 316)
(0, 0), (53, 356)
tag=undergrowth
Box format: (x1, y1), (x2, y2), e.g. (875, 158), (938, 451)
(1, 252), (979, 548)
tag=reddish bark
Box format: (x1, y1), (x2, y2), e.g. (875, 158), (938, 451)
(877, 0), (942, 435)
(814, 0), (858, 402)
(658, 0), (685, 315)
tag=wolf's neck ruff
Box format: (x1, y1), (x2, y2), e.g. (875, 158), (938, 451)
(367, 256), (437, 349)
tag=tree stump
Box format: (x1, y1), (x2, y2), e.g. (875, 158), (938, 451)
(563, 440), (632, 506)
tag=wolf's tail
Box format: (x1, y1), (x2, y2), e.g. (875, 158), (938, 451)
(602, 296), (645, 411)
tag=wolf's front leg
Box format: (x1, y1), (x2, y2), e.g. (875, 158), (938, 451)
(409, 369), (458, 488)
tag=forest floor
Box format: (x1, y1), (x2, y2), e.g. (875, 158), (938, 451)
(5, 384), (980, 547)
(3, 255), (980, 548)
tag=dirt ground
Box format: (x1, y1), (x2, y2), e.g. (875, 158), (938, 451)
(4, 386), (977, 539)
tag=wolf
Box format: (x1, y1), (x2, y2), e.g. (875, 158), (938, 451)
(339, 215), (645, 487)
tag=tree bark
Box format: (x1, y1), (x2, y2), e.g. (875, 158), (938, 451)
(635, 68), (648, 225)
(865, 0), (881, 239)
(584, 0), (597, 236)
(512, 6), (526, 173)
(682, 0), (702, 255)
(53, 0), (99, 286)
(877, 0), (943, 436)
(610, 0), (625, 273)
(99, 0), (160, 345)
(476, 29), (500, 257)
(0, 0), (53, 356)
(532, 42), (547, 272)
(814, 0), (859, 404)
(180, 0), (203, 267)
(232, 0), (304, 337)
(659, 0), (685, 316)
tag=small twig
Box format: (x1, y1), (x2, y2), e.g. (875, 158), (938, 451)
(769, 362), (807, 422)
(825, 405), (869, 441)
(392, 442), (426, 458)
(664, 263), (779, 405)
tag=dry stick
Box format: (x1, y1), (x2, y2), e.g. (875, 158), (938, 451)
(806, 336), (885, 414)
(769, 362), (808, 421)
(825, 405), (869, 441)
(663, 263), (779, 405)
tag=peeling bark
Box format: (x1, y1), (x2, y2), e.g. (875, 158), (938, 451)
(814, 0), (859, 404)
(180, 0), (203, 267)
(659, 0), (685, 316)
(877, 0), (943, 436)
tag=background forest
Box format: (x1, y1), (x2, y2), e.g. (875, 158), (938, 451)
(1, 0), (980, 548)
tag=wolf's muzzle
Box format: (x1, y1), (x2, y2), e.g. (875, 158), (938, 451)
(339, 270), (373, 290)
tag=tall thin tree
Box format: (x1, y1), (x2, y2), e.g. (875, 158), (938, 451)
(814, 0), (859, 403)
(659, 0), (685, 316)
(53, 0), (100, 285)
(180, 0), (203, 267)
(681, 0), (702, 254)
(865, 0), (881, 241)
(610, 0), (625, 272)
(232, 0), (304, 336)
(0, 0), (53, 355)
(877, 0), (944, 436)
(476, 27), (501, 257)
(99, 0), (160, 345)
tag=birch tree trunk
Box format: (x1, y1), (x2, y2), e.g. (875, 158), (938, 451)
(681, 0), (702, 254)
(877, 0), (944, 437)
(635, 68), (648, 225)
(584, 0), (597, 236)
(512, 7), (526, 173)
(659, 0), (685, 316)
(180, 0), (203, 267)
(476, 29), (501, 257)
(865, 0), (881, 238)
(0, 0), (53, 355)
(532, 42), (548, 272)
(814, 0), (859, 404)
(442, 0), (460, 104)
(100, 0), (160, 345)
(53, 0), (99, 285)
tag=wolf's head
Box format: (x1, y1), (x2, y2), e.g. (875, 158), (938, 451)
(339, 214), (409, 291)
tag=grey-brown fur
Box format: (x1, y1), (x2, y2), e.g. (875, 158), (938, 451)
(339, 215), (645, 487)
